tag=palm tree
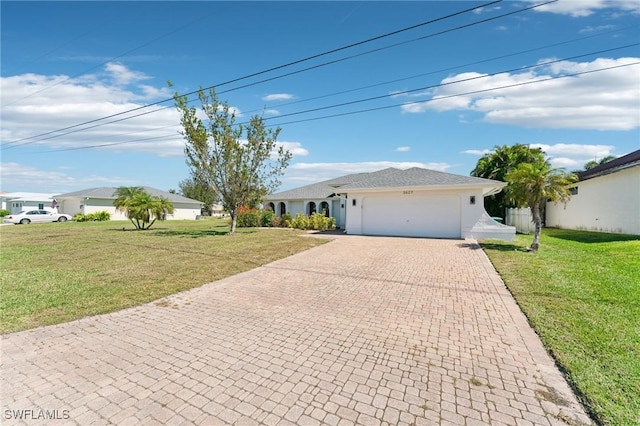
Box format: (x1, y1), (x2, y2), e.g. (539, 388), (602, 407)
(471, 144), (546, 218)
(114, 186), (145, 228)
(113, 187), (174, 230)
(505, 162), (577, 252)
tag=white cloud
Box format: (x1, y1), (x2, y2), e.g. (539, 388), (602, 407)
(461, 149), (492, 156)
(524, 0), (640, 17)
(276, 142), (309, 157)
(282, 161), (452, 187)
(399, 57), (640, 131)
(262, 93), (294, 101)
(104, 62), (150, 86)
(579, 24), (616, 33)
(528, 143), (614, 158)
(0, 162), (135, 193)
(0, 64), (250, 157)
(472, 6), (501, 14)
(396, 146), (411, 152)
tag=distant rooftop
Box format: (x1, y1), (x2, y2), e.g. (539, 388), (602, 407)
(55, 187), (203, 204)
(578, 149), (640, 181)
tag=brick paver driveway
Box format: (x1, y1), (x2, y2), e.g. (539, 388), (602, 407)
(2, 236), (592, 425)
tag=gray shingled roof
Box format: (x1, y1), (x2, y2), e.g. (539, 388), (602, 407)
(55, 187), (203, 204)
(267, 167), (505, 200)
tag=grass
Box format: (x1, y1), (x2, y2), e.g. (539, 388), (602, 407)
(0, 218), (327, 334)
(481, 228), (640, 426)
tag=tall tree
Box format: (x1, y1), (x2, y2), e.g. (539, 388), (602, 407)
(113, 187), (175, 230)
(178, 177), (217, 216)
(174, 88), (291, 234)
(584, 155), (616, 170)
(505, 162), (577, 251)
(471, 144), (546, 218)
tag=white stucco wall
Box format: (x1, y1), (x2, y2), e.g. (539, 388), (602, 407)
(546, 166), (640, 235)
(59, 197), (201, 221)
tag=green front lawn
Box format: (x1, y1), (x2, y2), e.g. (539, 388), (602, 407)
(0, 219), (326, 334)
(481, 228), (640, 426)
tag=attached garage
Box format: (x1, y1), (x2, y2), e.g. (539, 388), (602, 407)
(361, 193), (461, 238)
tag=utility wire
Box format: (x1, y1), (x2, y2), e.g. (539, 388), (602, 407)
(2, 13), (210, 108)
(27, 24), (632, 151)
(2, 0), (508, 146)
(249, 43), (640, 123)
(28, 59), (640, 154)
(3, 0), (560, 149)
(266, 62), (640, 128)
(243, 25), (637, 115)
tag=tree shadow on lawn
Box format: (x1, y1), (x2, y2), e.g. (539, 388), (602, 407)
(546, 228), (640, 244)
(151, 228), (259, 238)
(107, 227), (235, 238)
(479, 242), (526, 252)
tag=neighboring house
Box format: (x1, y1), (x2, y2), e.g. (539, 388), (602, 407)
(54, 187), (203, 220)
(0, 192), (58, 214)
(546, 149), (640, 235)
(266, 167), (515, 240)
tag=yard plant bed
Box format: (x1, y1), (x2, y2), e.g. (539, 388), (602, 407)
(0, 219), (327, 334)
(481, 228), (639, 426)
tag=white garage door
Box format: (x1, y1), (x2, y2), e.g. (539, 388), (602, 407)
(361, 194), (461, 238)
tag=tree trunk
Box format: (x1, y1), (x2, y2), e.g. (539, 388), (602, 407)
(530, 202), (542, 252)
(229, 211), (237, 235)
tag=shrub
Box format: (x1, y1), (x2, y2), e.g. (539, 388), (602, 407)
(261, 210), (275, 227)
(0, 209), (10, 217)
(285, 212), (336, 231)
(73, 211), (111, 222)
(281, 213), (293, 228)
(236, 206), (261, 227)
(90, 211), (111, 221)
(290, 213), (310, 230)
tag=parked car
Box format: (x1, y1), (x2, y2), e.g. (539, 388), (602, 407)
(3, 210), (73, 224)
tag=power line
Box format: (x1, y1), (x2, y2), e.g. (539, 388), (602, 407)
(265, 62), (640, 128)
(27, 56), (640, 154)
(2, 0), (508, 146)
(250, 44), (640, 124)
(25, 24), (632, 152)
(3, 0), (562, 150)
(242, 25), (637, 115)
(2, 12), (210, 108)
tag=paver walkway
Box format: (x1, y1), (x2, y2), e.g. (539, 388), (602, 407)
(1, 236), (592, 425)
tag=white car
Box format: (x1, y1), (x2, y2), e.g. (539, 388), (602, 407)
(3, 210), (73, 224)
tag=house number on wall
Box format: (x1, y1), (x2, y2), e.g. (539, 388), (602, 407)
(402, 190), (414, 195)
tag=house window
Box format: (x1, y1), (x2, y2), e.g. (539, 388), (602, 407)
(320, 201), (329, 217)
(38, 203), (44, 210)
(470, 196), (476, 205)
(569, 186), (578, 195)
(307, 201), (316, 215)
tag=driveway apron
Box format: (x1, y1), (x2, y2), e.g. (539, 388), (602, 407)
(1, 236), (592, 425)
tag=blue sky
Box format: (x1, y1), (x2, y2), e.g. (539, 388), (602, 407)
(1, 0), (639, 194)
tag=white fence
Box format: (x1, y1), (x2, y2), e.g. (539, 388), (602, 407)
(506, 208), (535, 234)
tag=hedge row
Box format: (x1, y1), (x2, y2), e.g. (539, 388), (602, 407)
(236, 207), (336, 231)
